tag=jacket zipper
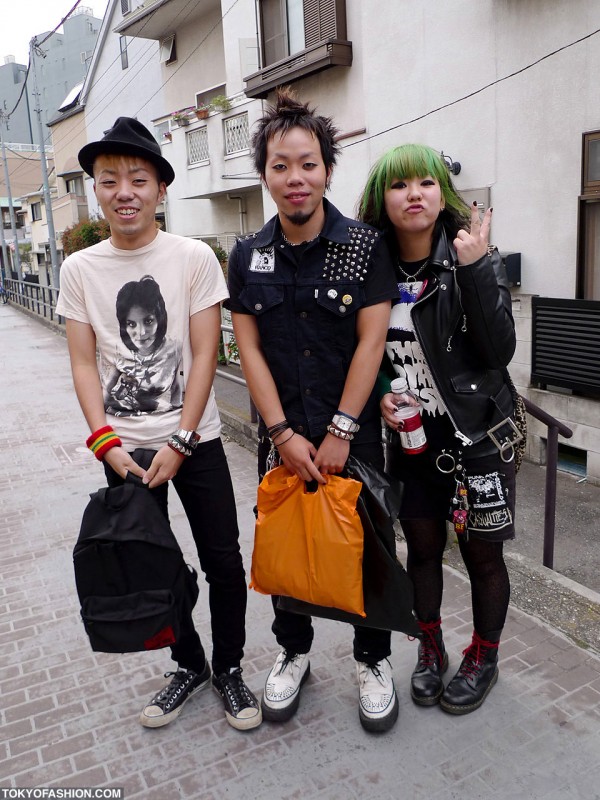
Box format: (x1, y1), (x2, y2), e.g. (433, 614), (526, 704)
(411, 278), (474, 447)
(446, 267), (467, 353)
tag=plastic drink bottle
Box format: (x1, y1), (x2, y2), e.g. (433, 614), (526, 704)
(390, 376), (428, 455)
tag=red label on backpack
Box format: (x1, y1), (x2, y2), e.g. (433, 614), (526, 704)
(145, 626), (176, 650)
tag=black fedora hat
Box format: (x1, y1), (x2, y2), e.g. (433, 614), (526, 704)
(78, 117), (175, 186)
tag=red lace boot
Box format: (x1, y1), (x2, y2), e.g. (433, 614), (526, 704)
(410, 617), (449, 706)
(440, 630), (500, 715)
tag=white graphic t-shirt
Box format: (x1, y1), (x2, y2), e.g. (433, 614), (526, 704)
(386, 280), (454, 447)
(56, 230), (227, 450)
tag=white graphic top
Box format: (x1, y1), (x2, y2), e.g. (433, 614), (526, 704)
(386, 280), (449, 419)
(56, 230), (227, 450)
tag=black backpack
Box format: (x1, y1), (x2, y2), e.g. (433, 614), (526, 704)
(73, 472), (199, 654)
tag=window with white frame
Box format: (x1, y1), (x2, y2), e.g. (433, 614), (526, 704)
(223, 113), (249, 156)
(261, 0), (305, 66)
(66, 176), (84, 196)
(187, 128), (209, 165)
(31, 202), (42, 221)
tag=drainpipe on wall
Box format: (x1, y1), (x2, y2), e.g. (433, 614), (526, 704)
(227, 194), (246, 235)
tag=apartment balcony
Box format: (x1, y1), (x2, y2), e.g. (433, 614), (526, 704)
(114, 0), (219, 40)
(162, 99), (261, 201)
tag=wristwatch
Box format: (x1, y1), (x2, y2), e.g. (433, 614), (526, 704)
(175, 429), (201, 449)
(331, 413), (360, 434)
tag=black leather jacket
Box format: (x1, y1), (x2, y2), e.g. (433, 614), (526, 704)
(382, 225), (516, 453)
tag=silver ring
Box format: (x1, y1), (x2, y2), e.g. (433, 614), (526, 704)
(500, 441), (515, 463)
(436, 451), (456, 474)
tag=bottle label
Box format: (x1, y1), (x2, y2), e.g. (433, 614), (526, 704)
(396, 410), (428, 454)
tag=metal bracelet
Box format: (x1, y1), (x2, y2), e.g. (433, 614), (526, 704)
(168, 435), (193, 457)
(326, 424), (354, 441)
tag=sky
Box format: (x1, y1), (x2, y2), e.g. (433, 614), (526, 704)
(0, 0), (110, 66)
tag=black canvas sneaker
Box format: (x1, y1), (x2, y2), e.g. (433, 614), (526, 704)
(140, 662), (211, 728)
(212, 667), (262, 730)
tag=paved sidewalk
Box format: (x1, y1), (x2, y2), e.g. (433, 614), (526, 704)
(1, 304), (600, 799)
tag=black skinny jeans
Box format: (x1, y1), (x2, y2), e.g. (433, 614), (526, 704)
(258, 434), (392, 666)
(104, 438), (246, 676)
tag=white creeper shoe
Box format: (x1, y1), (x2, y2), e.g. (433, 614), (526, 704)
(261, 650), (310, 722)
(357, 658), (399, 732)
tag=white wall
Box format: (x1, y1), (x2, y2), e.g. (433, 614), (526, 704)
(317, 0), (600, 301)
(81, 1), (164, 216)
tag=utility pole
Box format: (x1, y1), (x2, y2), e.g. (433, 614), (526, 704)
(0, 204), (8, 283)
(30, 37), (60, 289)
(0, 116), (23, 281)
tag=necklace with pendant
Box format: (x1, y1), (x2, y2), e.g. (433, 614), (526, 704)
(397, 258), (429, 282)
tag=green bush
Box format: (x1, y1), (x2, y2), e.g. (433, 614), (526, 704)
(210, 243), (228, 264)
(62, 218), (111, 255)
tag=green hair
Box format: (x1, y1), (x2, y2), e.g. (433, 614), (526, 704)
(357, 144), (470, 239)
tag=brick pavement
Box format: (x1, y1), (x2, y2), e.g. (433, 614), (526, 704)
(1, 304), (600, 800)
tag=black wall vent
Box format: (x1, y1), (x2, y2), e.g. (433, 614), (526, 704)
(531, 297), (600, 394)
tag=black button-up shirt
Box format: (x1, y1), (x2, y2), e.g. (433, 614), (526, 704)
(225, 200), (398, 443)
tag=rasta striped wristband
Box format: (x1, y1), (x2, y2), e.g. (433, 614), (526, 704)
(86, 425), (122, 461)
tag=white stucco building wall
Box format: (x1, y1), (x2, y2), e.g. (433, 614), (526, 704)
(78, 0), (164, 218)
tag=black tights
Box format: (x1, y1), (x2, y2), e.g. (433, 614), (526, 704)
(401, 518), (510, 639)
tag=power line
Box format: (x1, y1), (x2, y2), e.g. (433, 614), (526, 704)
(4, 0), (84, 120)
(343, 26), (600, 149)
(133, 0), (242, 117)
(37, 0), (84, 47)
(49, 0), (200, 154)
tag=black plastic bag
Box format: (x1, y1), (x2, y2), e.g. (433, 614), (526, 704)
(278, 456), (420, 636)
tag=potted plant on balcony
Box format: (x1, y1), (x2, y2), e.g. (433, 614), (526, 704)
(211, 94), (231, 113)
(195, 103), (211, 120)
(171, 107), (195, 126)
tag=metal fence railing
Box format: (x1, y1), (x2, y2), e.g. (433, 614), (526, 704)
(521, 396), (573, 570)
(3, 278), (61, 323)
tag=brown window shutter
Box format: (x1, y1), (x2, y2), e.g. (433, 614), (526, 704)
(304, 0), (346, 47)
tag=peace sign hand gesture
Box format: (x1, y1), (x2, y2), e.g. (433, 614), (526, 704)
(453, 201), (493, 266)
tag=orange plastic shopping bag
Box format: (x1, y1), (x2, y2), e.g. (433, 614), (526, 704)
(250, 466), (365, 616)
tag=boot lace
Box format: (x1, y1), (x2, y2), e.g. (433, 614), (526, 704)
(458, 632), (499, 679)
(416, 618), (443, 668)
(273, 651), (304, 680)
